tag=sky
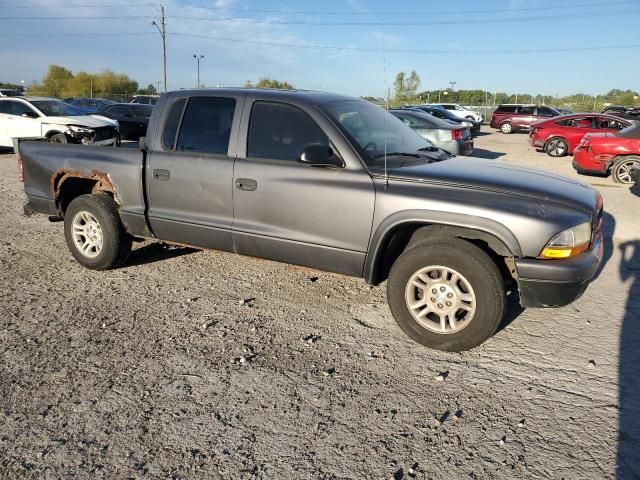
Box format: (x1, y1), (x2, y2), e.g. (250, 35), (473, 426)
(0, 0), (639, 97)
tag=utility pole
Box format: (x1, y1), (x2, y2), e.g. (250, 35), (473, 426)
(151, 6), (167, 93)
(193, 54), (204, 88)
(156, 81), (160, 93)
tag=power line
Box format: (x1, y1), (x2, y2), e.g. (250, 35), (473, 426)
(0, 32), (155, 36)
(169, 10), (640, 26)
(0, 29), (637, 55)
(165, 0), (639, 16)
(171, 32), (640, 55)
(0, 3), (154, 7)
(3, 9), (635, 24)
(0, 15), (150, 20)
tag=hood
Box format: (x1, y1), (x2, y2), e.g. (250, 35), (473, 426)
(371, 156), (598, 213)
(43, 115), (118, 128)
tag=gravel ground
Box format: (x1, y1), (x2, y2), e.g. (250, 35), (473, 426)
(1, 128), (639, 479)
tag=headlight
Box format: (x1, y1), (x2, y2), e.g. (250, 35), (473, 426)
(67, 125), (95, 135)
(539, 222), (592, 259)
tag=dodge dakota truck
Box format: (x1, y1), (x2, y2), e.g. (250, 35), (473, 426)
(17, 88), (604, 351)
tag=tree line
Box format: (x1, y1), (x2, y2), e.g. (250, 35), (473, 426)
(18, 65), (156, 100)
(6, 66), (637, 112)
(362, 70), (639, 112)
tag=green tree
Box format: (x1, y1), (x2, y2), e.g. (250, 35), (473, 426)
(254, 78), (293, 89)
(31, 65), (73, 97)
(393, 70), (421, 104)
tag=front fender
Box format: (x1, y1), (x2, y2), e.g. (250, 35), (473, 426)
(363, 209), (521, 285)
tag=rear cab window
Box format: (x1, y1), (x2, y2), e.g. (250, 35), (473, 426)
(176, 97), (236, 154)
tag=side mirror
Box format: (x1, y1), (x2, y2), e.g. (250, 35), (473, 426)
(297, 143), (342, 167)
(21, 112), (38, 119)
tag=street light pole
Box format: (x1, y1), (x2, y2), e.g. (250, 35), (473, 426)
(151, 5), (167, 93)
(193, 54), (204, 88)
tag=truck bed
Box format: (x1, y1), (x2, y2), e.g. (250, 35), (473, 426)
(18, 140), (150, 237)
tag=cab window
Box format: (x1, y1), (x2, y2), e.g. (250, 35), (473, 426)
(247, 102), (328, 161)
(175, 97), (236, 155)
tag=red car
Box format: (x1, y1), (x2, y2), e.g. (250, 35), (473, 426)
(572, 123), (640, 183)
(530, 113), (631, 157)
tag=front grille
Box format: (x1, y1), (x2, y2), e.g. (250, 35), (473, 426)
(93, 126), (117, 141)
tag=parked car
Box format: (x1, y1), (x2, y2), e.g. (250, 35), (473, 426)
(16, 88), (603, 352)
(0, 96), (119, 147)
(406, 105), (481, 132)
(129, 95), (159, 105)
(490, 104), (560, 133)
(97, 103), (152, 140)
(390, 108), (473, 155)
(572, 123), (640, 183)
(64, 98), (117, 114)
(529, 113), (632, 157)
(0, 88), (24, 97)
(601, 105), (640, 117)
(429, 103), (483, 123)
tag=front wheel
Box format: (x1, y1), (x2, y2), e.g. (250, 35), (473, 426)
(64, 193), (132, 270)
(387, 239), (505, 351)
(49, 133), (67, 143)
(611, 156), (640, 184)
(500, 122), (513, 134)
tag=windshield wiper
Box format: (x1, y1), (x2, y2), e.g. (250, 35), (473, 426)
(373, 152), (422, 159)
(418, 146), (439, 152)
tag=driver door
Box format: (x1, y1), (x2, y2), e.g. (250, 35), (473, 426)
(232, 99), (375, 276)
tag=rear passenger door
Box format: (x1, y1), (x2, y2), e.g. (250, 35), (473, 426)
(146, 94), (244, 251)
(232, 99), (375, 276)
(515, 106), (536, 130)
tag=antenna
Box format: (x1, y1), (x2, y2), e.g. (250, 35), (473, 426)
(383, 52), (389, 188)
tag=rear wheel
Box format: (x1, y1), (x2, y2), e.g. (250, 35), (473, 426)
(500, 122), (513, 134)
(545, 137), (568, 157)
(387, 238), (505, 352)
(64, 193), (131, 270)
(611, 156), (640, 184)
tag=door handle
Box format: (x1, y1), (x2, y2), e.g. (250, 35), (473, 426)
(236, 178), (257, 191)
(153, 169), (170, 180)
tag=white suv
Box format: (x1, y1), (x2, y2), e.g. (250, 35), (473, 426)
(430, 103), (483, 123)
(0, 97), (119, 148)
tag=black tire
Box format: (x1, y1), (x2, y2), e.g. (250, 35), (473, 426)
(611, 156), (640, 184)
(64, 193), (132, 270)
(500, 122), (513, 134)
(545, 137), (568, 157)
(387, 238), (505, 352)
(49, 133), (67, 143)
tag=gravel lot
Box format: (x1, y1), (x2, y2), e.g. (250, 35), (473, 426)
(1, 127), (639, 479)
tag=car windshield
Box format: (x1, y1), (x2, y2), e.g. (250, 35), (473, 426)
(320, 100), (436, 167)
(32, 100), (85, 116)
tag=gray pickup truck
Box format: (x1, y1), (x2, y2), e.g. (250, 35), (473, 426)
(17, 88), (604, 351)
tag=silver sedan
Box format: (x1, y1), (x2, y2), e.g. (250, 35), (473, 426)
(390, 109), (474, 156)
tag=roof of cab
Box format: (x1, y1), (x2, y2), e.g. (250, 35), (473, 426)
(168, 87), (356, 105)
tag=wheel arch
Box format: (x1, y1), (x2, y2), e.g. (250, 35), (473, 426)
(51, 169), (119, 215)
(363, 210), (521, 285)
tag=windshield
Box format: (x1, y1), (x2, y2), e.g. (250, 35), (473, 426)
(32, 100), (85, 117)
(320, 100), (435, 167)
